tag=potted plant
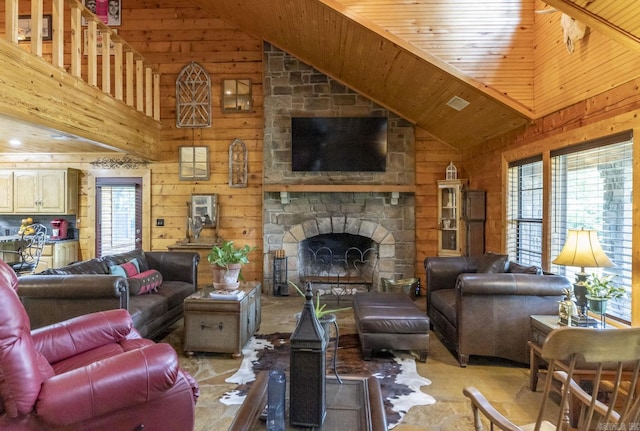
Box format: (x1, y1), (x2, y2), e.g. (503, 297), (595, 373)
(288, 281), (351, 343)
(585, 273), (625, 314)
(207, 240), (255, 290)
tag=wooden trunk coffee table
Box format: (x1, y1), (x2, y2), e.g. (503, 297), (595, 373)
(183, 283), (261, 357)
(228, 371), (387, 431)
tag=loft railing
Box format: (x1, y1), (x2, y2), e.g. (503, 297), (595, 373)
(3, 0), (160, 122)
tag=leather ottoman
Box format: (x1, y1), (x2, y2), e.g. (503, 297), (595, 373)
(353, 292), (429, 362)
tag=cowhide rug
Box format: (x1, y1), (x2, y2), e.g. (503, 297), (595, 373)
(220, 332), (435, 429)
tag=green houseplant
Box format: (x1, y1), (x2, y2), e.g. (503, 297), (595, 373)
(288, 281), (351, 319)
(207, 240), (255, 289)
(584, 273), (625, 314)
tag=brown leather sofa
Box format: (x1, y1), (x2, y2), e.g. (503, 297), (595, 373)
(17, 249), (199, 339)
(424, 254), (571, 366)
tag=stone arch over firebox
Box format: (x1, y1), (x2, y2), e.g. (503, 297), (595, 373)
(281, 216), (395, 291)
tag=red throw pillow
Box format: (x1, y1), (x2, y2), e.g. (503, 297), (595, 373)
(120, 261), (139, 277)
(127, 269), (162, 295)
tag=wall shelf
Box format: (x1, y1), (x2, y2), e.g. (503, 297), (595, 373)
(263, 184), (416, 193)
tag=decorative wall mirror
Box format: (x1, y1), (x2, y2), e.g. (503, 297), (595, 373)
(222, 79), (252, 112)
(191, 194), (217, 227)
(179, 146), (209, 180)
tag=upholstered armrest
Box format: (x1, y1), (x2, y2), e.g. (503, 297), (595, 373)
(36, 343), (180, 427)
(32, 309), (138, 364)
(456, 273), (570, 296)
(145, 251), (199, 285)
(17, 275), (129, 330)
(425, 256), (478, 293)
(18, 274), (128, 298)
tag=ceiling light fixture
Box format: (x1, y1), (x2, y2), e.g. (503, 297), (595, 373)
(446, 96), (470, 111)
(8, 139), (21, 146)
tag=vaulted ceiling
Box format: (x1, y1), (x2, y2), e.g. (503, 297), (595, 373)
(2, 0), (640, 155)
(200, 0), (640, 150)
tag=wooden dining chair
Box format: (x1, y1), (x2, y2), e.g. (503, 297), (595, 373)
(463, 326), (640, 431)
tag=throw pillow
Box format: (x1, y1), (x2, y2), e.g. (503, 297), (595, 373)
(476, 252), (508, 274)
(508, 261), (542, 275)
(128, 269), (163, 295)
(109, 260), (139, 278)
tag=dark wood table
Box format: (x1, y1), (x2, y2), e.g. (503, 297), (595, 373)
(228, 372), (387, 431)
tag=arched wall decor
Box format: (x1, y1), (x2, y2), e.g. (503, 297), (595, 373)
(229, 138), (248, 187)
(176, 62), (211, 128)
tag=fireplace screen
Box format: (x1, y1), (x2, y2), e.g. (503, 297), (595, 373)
(298, 234), (378, 296)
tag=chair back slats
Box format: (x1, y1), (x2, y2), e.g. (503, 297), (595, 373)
(543, 327), (640, 430)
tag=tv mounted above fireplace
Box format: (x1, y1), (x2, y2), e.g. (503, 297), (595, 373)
(291, 116), (388, 172)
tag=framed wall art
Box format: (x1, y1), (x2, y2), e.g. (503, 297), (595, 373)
(18, 15), (52, 42)
(179, 146), (209, 180)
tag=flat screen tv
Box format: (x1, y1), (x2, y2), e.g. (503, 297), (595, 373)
(291, 117), (388, 172)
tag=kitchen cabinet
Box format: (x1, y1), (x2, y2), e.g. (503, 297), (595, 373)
(12, 169), (79, 214)
(40, 240), (79, 270)
(0, 172), (13, 212)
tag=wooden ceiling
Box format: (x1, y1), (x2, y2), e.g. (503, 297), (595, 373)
(193, 0), (640, 150)
(3, 0), (640, 154)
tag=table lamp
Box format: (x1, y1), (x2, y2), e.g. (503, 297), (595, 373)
(552, 228), (614, 327)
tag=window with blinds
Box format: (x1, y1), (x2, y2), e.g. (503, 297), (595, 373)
(96, 178), (142, 257)
(507, 157), (543, 267)
(549, 132), (633, 322)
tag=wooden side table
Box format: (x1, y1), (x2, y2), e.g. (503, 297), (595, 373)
(183, 282), (261, 356)
(529, 314), (617, 391)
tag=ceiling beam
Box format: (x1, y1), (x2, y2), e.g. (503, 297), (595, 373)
(544, 0), (640, 54)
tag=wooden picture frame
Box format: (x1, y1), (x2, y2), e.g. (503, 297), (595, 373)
(222, 79), (252, 112)
(191, 194), (218, 228)
(179, 146), (209, 180)
(18, 15), (52, 42)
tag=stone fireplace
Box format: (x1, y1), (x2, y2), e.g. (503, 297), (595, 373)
(263, 191), (415, 294)
(261, 44), (416, 294)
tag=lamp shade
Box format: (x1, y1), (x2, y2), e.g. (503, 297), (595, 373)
(552, 229), (614, 269)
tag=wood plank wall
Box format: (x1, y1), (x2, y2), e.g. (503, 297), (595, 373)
(0, 1), (265, 287)
(532, 0), (640, 117)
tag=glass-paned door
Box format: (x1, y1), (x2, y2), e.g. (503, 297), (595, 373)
(96, 177), (142, 257)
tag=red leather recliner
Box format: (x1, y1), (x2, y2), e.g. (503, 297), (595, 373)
(0, 258), (198, 430)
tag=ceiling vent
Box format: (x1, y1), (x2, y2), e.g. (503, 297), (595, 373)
(446, 96), (470, 111)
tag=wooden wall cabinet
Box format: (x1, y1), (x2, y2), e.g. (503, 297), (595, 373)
(10, 169), (78, 214)
(0, 172), (13, 212)
(437, 179), (467, 256)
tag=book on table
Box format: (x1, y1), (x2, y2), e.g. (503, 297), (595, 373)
(208, 289), (245, 300)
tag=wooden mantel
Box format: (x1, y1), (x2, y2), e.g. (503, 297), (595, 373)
(263, 184), (416, 193)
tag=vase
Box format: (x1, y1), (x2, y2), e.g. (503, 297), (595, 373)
(211, 263), (241, 290)
(587, 297), (608, 315)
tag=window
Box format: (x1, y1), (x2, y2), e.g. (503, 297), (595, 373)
(550, 132), (633, 322)
(507, 157), (543, 267)
(96, 178), (142, 257)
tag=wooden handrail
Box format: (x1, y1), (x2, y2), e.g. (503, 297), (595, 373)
(3, 0), (161, 122)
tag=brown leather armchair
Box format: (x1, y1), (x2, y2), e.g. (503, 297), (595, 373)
(425, 255), (571, 367)
(0, 258), (198, 430)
